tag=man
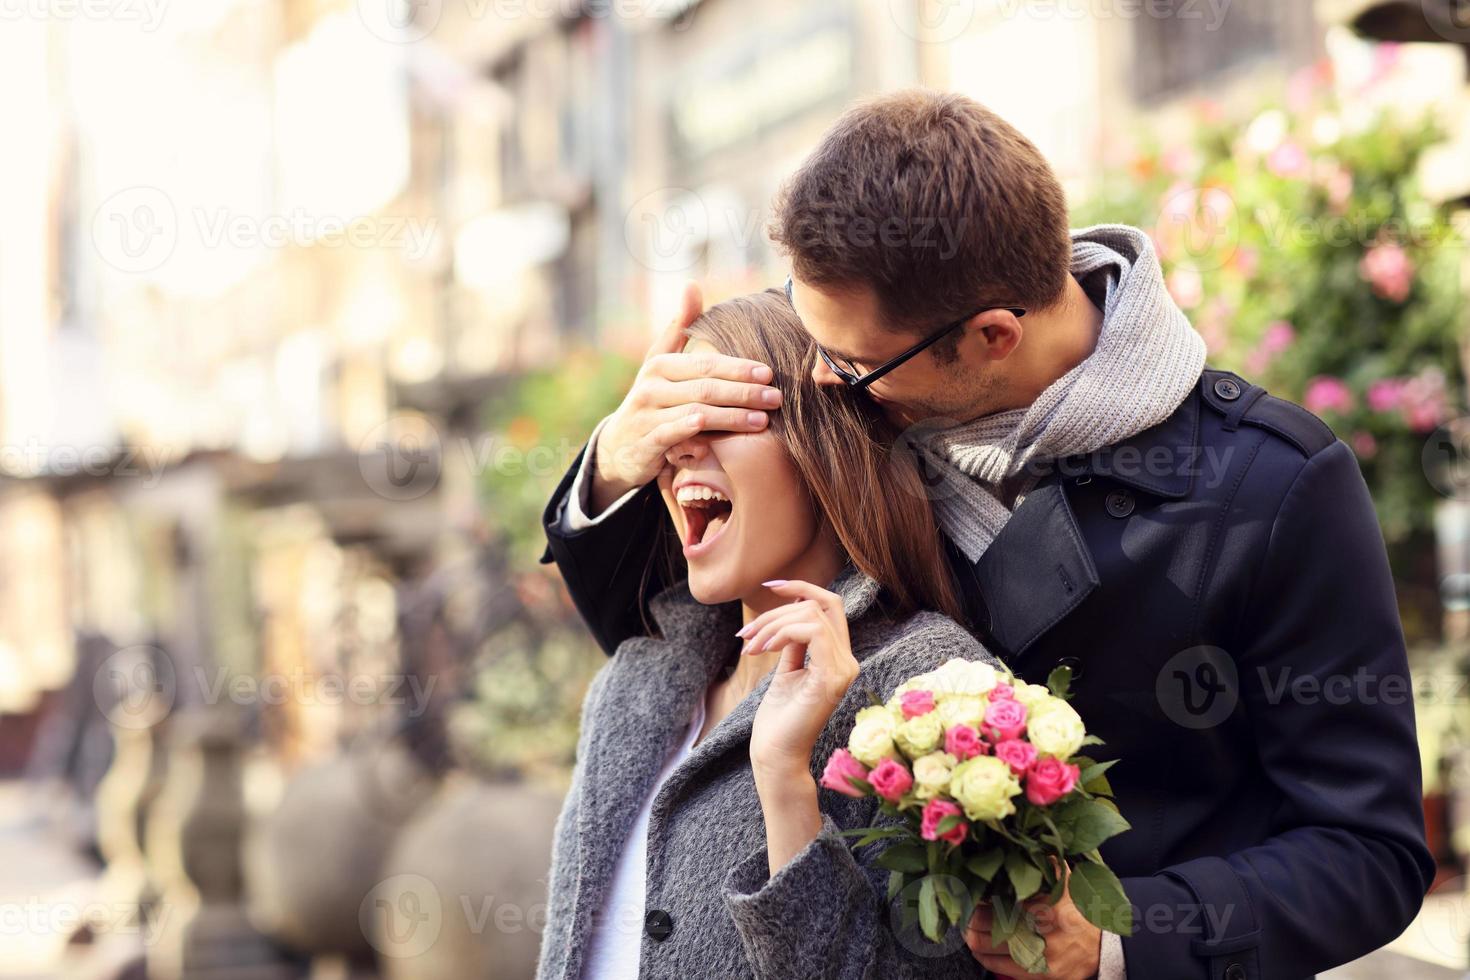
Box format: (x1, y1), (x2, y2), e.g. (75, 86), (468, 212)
(541, 90), (1433, 979)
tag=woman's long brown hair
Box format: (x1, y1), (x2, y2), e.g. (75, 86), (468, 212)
(660, 287), (963, 624)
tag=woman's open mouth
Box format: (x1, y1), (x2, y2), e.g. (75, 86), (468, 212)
(675, 483), (734, 558)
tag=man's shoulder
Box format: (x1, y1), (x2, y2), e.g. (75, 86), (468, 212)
(1195, 366), (1338, 462)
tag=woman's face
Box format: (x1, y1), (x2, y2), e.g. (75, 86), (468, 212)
(657, 339), (823, 605)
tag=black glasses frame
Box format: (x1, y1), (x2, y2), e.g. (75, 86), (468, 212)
(784, 276), (1025, 390)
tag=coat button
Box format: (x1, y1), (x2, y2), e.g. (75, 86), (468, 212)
(1224, 964), (1246, 980)
(644, 909), (674, 941)
(1213, 377), (1242, 401)
(1104, 489), (1134, 518)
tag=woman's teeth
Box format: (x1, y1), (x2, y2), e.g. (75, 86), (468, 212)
(675, 485), (730, 504)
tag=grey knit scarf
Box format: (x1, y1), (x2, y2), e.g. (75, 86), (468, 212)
(914, 224), (1207, 563)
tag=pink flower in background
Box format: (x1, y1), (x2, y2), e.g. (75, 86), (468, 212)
(944, 724), (987, 760)
(1367, 378), (1406, 413)
(1360, 243), (1413, 302)
(989, 683), (1015, 701)
(1401, 368), (1448, 433)
(1231, 246), (1260, 278)
(1246, 321), (1296, 374)
(920, 799), (968, 846)
(984, 699), (1027, 742)
(820, 749), (869, 798)
(868, 759), (913, 803)
(1351, 431), (1379, 459)
(1025, 759), (1081, 806)
(993, 739), (1039, 775)
(1164, 268), (1199, 310)
(900, 689), (936, 720)
(1267, 141), (1309, 178)
(1304, 376), (1355, 415)
(1161, 145), (1201, 177)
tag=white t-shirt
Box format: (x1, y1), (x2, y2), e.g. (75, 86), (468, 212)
(581, 695), (707, 979)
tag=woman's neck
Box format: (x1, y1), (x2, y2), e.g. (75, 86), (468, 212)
(726, 533), (845, 694)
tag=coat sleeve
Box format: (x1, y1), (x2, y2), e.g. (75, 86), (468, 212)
(540, 435), (672, 656)
(1118, 440), (1435, 979)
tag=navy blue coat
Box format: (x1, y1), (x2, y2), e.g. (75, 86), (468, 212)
(540, 367), (1434, 980)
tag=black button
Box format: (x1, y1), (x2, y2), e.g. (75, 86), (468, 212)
(644, 909), (673, 941)
(1054, 655), (1084, 682)
(1104, 489), (1134, 518)
(1213, 377), (1242, 401)
(1224, 964), (1246, 980)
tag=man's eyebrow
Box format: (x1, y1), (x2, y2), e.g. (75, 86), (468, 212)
(818, 342), (864, 364)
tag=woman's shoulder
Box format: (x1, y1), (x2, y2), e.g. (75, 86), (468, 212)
(851, 609), (1003, 696)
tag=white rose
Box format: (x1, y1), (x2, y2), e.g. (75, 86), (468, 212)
(848, 705), (898, 766)
(935, 695), (985, 731)
(912, 752), (957, 800)
(949, 755), (1022, 821)
(894, 711), (943, 759)
(928, 658), (999, 700)
(1010, 682), (1053, 708)
(1027, 699), (1086, 759)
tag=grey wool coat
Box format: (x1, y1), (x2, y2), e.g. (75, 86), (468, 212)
(536, 564), (998, 980)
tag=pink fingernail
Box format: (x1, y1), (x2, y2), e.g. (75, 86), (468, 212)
(735, 623), (752, 638)
(762, 579), (788, 587)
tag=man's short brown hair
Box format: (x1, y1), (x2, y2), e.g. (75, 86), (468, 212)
(771, 89), (1071, 333)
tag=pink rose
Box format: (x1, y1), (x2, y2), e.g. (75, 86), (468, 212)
(920, 799), (968, 846)
(900, 689), (936, 719)
(993, 738), (1039, 775)
(1303, 376), (1353, 415)
(1025, 758), (1081, 806)
(819, 748), (869, 798)
(868, 758), (914, 803)
(1367, 378), (1405, 413)
(984, 698), (1027, 742)
(1266, 140), (1308, 178)
(1351, 431), (1378, 460)
(1360, 243), (1413, 303)
(989, 683), (1015, 701)
(944, 724), (987, 760)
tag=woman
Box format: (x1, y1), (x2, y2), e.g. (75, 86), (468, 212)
(538, 290), (998, 980)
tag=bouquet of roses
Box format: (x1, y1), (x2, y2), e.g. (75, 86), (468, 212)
(821, 658), (1133, 975)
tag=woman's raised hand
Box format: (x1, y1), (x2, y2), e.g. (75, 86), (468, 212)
(742, 579), (860, 780)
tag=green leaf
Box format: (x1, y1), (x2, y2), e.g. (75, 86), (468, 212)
(1066, 799), (1132, 853)
(1069, 861), (1135, 936)
(1078, 758), (1118, 785)
(935, 814), (963, 836)
(933, 875), (962, 924)
(989, 893), (1019, 946)
(1080, 734), (1105, 747)
(919, 877), (940, 942)
(1005, 851), (1045, 901)
(1047, 665), (1073, 699)
(876, 843), (927, 874)
(965, 849), (1005, 881)
(1007, 918), (1049, 975)
(888, 870), (904, 902)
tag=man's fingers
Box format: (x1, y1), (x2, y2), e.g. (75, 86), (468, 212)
(646, 377), (782, 413)
(648, 350), (774, 385)
(660, 404), (770, 433)
(646, 281), (704, 359)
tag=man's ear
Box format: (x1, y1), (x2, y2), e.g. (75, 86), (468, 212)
(967, 309), (1024, 362)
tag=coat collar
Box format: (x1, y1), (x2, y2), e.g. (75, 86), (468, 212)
(967, 378), (1203, 662)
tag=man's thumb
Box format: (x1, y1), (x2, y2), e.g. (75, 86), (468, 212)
(647, 280), (704, 358)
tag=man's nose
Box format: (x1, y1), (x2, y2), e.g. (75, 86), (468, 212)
(811, 357), (845, 387)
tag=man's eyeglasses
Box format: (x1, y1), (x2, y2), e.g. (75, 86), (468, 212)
(784, 275), (1026, 390)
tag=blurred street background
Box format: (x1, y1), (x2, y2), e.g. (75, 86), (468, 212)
(2, 0), (1470, 977)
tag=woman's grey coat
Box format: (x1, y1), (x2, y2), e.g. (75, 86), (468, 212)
(536, 565), (998, 980)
